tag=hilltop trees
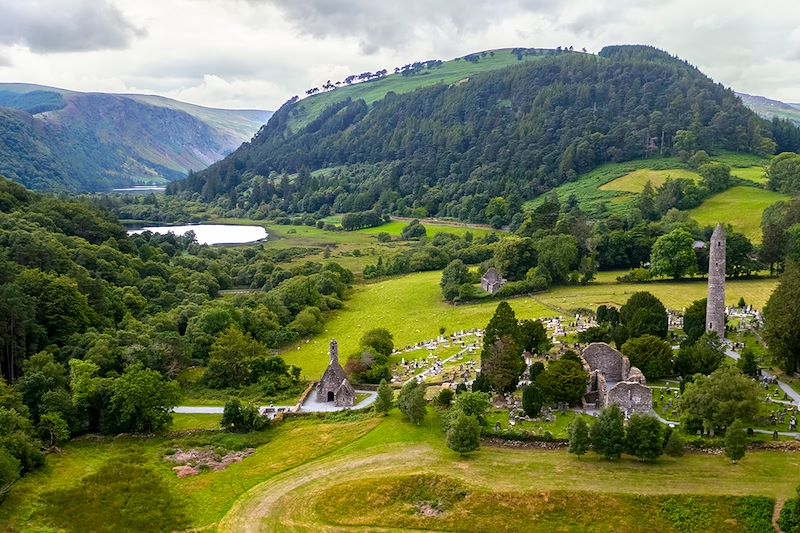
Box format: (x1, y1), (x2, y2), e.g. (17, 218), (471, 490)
(616, 292), (668, 345)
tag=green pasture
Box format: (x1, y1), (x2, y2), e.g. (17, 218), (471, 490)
(600, 168), (701, 193)
(2, 410), (797, 533)
(687, 186), (789, 242)
(280, 269), (778, 379)
(732, 166), (768, 184)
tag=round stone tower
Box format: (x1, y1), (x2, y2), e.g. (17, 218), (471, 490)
(705, 224), (726, 339)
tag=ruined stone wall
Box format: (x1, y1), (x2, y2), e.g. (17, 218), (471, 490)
(582, 343), (625, 382)
(606, 382), (652, 415)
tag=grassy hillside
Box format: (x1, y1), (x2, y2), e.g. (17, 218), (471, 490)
(525, 152), (774, 226)
(288, 49), (545, 130)
(2, 412), (794, 532)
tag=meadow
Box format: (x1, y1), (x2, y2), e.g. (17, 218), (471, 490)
(687, 186), (789, 242)
(280, 269), (778, 379)
(2, 407), (796, 532)
(600, 168), (701, 193)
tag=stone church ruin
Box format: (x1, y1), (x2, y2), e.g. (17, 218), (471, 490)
(316, 339), (355, 407)
(581, 342), (652, 416)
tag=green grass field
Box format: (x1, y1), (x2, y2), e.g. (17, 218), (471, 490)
(280, 269), (778, 379)
(687, 186), (789, 242)
(732, 166), (768, 184)
(2, 411), (796, 533)
(289, 49), (547, 131)
(600, 168), (701, 193)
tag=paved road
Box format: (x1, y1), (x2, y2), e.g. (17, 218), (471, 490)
(725, 346), (800, 406)
(173, 389), (377, 416)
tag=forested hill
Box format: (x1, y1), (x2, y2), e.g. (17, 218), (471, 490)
(170, 45), (780, 224)
(0, 83), (272, 192)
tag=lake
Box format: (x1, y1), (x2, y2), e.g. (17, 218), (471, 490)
(127, 224), (268, 245)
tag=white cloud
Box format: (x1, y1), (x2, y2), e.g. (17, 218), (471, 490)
(0, 0), (796, 108)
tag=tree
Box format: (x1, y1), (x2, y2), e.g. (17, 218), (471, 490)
(401, 220), (427, 240)
(767, 152), (800, 194)
(221, 399), (268, 433)
(528, 361), (545, 381)
(37, 412), (69, 447)
(481, 302), (523, 391)
(698, 162), (732, 193)
(204, 327), (264, 388)
(536, 358), (589, 406)
(620, 335), (673, 379)
(360, 328), (394, 358)
(482, 337), (524, 392)
(492, 237), (537, 280)
(681, 366), (761, 433)
(591, 405), (626, 460)
(441, 260), (472, 302)
(763, 263), (800, 373)
(446, 413), (481, 456)
(625, 414), (663, 461)
(619, 291), (669, 340)
(374, 379), (393, 414)
(664, 429), (685, 458)
(521, 384), (543, 418)
(737, 348), (760, 378)
(724, 419), (747, 462)
(596, 305), (620, 326)
(452, 391), (490, 425)
(108, 363), (179, 434)
(534, 235), (579, 284)
(674, 333), (726, 377)
(568, 417), (590, 457)
(683, 298), (707, 343)
(519, 319), (551, 355)
(435, 387), (454, 407)
(650, 229), (697, 279)
(397, 380), (426, 425)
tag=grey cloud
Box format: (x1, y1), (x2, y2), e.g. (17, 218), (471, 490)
(135, 55), (301, 81)
(260, 0), (554, 53)
(0, 1), (141, 53)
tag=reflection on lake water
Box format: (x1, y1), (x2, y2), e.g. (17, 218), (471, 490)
(127, 224), (268, 245)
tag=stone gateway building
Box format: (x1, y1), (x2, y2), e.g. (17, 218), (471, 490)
(480, 267), (506, 294)
(581, 342), (652, 416)
(316, 340), (355, 407)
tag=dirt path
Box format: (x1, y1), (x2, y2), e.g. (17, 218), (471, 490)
(773, 498), (785, 532)
(216, 445), (435, 533)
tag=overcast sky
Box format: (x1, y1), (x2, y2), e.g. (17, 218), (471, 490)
(0, 0), (798, 110)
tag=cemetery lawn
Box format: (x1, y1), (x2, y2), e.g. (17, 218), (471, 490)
(280, 270), (778, 379)
(687, 186), (789, 242)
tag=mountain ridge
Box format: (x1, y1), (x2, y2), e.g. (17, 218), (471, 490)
(0, 82), (272, 191)
(170, 45), (781, 227)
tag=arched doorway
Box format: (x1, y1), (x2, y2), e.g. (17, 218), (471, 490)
(327, 391), (335, 402)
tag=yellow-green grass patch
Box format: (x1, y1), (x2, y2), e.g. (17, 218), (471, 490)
(170, 413), (223, 431)
(687, 186), (789, 242)
(600, 168), (700, 193)
(732, 166), (768, 184)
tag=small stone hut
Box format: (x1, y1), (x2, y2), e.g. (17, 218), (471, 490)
(581, 342), (652, 416)
(316, 339), (355, 407)
(481, 267), (506, 294)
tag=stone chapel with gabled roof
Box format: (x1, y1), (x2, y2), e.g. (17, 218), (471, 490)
(316, 339), (355, 407)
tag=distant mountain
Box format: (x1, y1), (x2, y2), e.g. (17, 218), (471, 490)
(0, 83), (272, 191)
(737, 92), (800, 125)
(171, 45), (779, 225)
